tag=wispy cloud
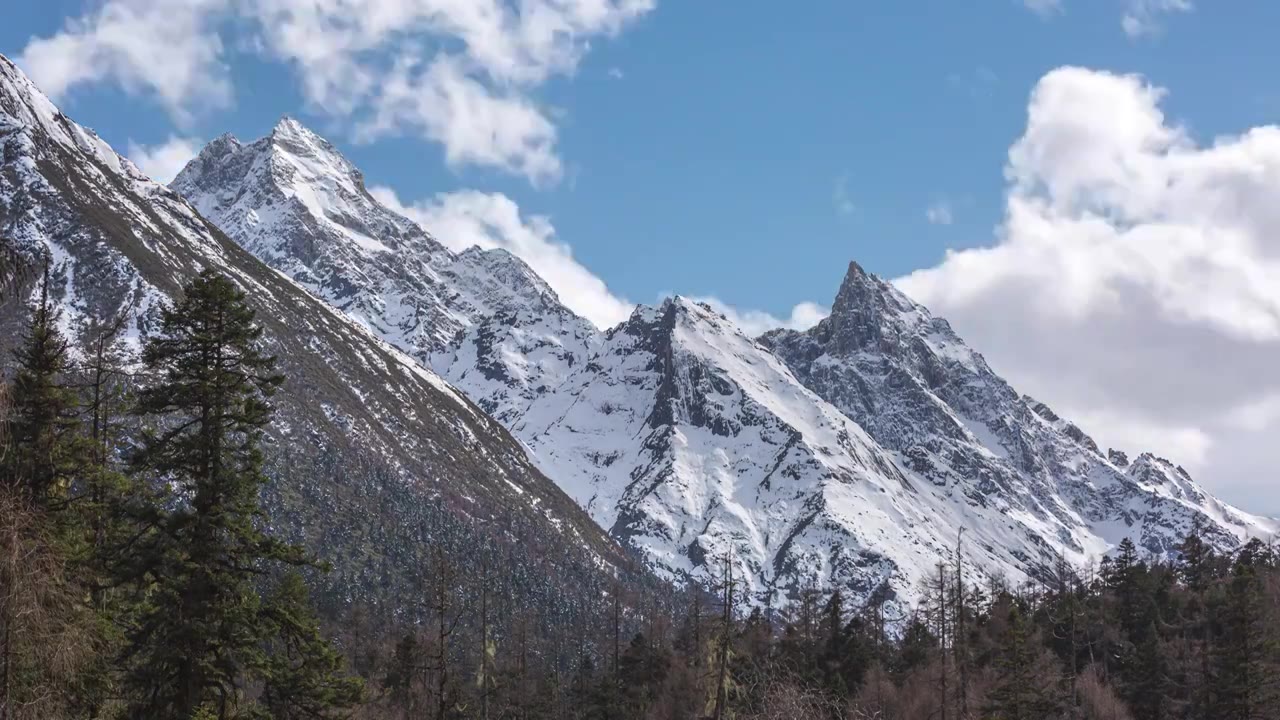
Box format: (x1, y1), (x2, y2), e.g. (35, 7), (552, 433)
(1022, 0), (1062, 18)
(685, 297), (829, 337)
(925, 200), (953, 226)
(1122, 0), (1192, 38)
(833, 175), (856, 216)
(947, 66), (998, 100)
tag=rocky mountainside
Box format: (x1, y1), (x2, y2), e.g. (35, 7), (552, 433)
(0, 53), (648, 633)
(172, 116), (1277, 610)
(171, 121), (600, 426)
(761, 263), (1277, 571)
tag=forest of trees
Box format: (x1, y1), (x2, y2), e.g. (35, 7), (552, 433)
(2, 268), (1279, 719)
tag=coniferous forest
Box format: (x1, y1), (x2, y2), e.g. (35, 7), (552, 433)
(2, 269), (1279, 720)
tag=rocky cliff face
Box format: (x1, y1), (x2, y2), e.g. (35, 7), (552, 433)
(169, 115), (1277, 610)
(0, 53), (645, 630)
(762, 262), (1276, 573)
(171, 121), (601, 426)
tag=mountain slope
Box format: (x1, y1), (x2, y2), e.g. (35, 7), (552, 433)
(0, 53), (644, 632)
(172, 117), (1276, 610)
(171, 122), (601, 425)
(761, 262), (1277, 568)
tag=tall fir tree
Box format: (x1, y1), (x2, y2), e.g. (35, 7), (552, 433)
(984, 604), (1063, 720)
(3, 273), (80, 508)
(118, 270), (354, 718)
(1212, 540), (1279, 720)
(258, 572), (365, 718)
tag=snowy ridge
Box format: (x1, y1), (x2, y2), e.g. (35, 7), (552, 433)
(762, 263), (1277, 573)
(172, 122), (601, 425)
(170, 116), (1278, 609)
(0, 54), (633, 609)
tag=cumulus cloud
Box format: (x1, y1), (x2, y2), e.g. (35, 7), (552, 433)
(126, 136), (203, 183)
(17, 0), (231, 122)
(356, 54), (561, 185)
(17, 0), (654, 184)
(371, 186), (634, 329)
(690, 297), (829, 337)
(896, 66), (1280, 513)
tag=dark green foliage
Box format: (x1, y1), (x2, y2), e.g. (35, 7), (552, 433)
(3, 276), (81, 507)
(1212, 540), (1279, 720)
(114, 271), (356, 718)
(985, 604), (1063, 720)
(3, 272), (1279, 720)
(259, 572), (366, 719)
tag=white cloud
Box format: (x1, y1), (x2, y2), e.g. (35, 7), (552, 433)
(925, 200), (954, 225)
(126, 136), (203, 183)
(1122, 0), (1192, 37)
(690, 297), (829, 337)
(371, 186), (633, 329)
(356, 54), (561, 185)
(608, 67), (625, 80)
(373, 186), (825, 338)
(17, 0), (231, 122)
(896, 66), (1280, 513)
(17, 0), (655, 184)
(243, 0), (655, 183)
(1022, 0), (1062, 18)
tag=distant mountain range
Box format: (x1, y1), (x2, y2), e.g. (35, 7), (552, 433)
(4, 52), (1274, 612)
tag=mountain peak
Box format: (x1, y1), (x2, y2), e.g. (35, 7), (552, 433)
(0, 52), (62, 136)
(269, 115), (320, 146)
(831, 260), (889, 316)
(200, 131), (242, 161)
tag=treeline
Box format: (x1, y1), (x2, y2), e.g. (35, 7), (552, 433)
(2, 268), (1279, 719)
(345, 535), (1280, 720)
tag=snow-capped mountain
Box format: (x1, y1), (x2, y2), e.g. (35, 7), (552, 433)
(0, 54), (643, 628)
(761, 262), (1277, 566)
(171, 120), (600, 425)
(171, 117), (1276, 609)
(512, 297), (1047, 607)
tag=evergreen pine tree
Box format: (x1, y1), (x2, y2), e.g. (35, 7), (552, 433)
(984, 604), (1063, 720)
(3, 274), (80, 507)
(1212, 540), (1279, 720)
(258, 572), (365, 718)
(118, 270), (350, 718)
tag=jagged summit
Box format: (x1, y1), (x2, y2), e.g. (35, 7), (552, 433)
(763, 262), (1277, 569)
(174, 122), (602, 425)
(161, 70), (1276, 608)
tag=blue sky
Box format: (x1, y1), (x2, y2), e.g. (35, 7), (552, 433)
(7, 0), (1280, 514)
(9, 0), (1274, 316)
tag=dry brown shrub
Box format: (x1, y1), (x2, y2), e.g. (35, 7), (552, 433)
(0, 489), (95, 720)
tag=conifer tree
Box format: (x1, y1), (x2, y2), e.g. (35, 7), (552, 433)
(118, 270), (351, 718)
(1213, 540), (1278, 720)
(259, 572), (365, 718)
(985, 604), (1062, 720)
(3, 274), (80, 507)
